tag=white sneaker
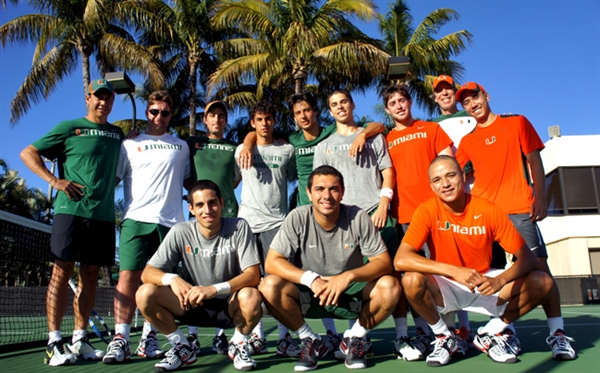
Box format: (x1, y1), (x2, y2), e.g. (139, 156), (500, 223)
(137, 331), (166, 359)
(474, 328), (517, 364)
(426, 334), (457, 367)
(70, 335), (105, 360)
(500, 329), (521, 356)
(102, 334), (131, 364)
(276, 332), (302, 357)
(154, 343), (197, 372)
(394, 336), (424, 361)
(547, 329), (577, 360)
(228, 341), (257, 371)
(247, 333), (268, 355)
(44, 340), (76, 366)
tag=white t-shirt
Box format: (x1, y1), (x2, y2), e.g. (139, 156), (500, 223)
(117, 133), (190, 227)
(434, 110), (477, 151)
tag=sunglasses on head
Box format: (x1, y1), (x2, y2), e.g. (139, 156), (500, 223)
(148, 109), (171, 117)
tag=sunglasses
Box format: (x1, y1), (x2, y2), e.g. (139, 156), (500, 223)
(148, 109), (171, 117)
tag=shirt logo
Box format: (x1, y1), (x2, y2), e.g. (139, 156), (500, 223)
(474, 214), (482, 219)
(75, 128), (121, 139)
(186, 245), (198, 254)
(344, 243), (355, 250)
(485, 136), (496, 145)
(437, 221), (486, 235)
(388, 132), (427, 148)
(309, 244), (317, 248)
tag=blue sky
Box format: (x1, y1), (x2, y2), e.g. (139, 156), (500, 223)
(1, 0), (599, 194)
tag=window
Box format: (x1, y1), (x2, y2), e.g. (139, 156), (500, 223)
(590, 248), (600, 275)
(544, 166), (600, 215)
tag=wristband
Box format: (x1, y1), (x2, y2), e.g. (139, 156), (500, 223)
(300, 270), (321, 288)
(161, 273), (179, 286)
(213, 282), (231, 295)
(380, 187), (394, 200)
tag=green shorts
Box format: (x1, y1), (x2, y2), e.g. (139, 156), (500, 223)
(368, 209), (398, 258)
(297, 281), (366, 320)
(119, 219), (170, 271)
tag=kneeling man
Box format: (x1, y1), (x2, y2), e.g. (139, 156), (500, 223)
(136, 180), (262, 372)
(260, 165), (399, 371)
(395, 156), (552, 367)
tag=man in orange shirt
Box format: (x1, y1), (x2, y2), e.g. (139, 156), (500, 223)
(455, 82), (577, 360)
(396, 155), (553, 366)
(383, 84), (454, 361)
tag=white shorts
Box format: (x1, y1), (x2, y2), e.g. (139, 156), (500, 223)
(433, 269), (508, 317)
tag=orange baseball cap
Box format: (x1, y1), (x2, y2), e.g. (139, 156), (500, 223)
(432, 75), (454, 90)
(205, 101), (228, 119)
(456, 82), (486, 102)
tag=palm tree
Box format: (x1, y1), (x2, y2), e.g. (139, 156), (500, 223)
(0, 0), (164, 124)
(0, 159), (51, 221)
(209, 0), (390, 118)
(379, 0), (472, 114)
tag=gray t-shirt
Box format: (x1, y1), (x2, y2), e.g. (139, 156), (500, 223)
(235, 142), (297, 233)
(270, 205), (388, 276)
(313, 129), (392, 213)
(148, 218), (260, 296)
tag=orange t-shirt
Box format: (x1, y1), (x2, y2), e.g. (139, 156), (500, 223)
(403, 194), (525, 274)
(456, 115), (544, 214)
(386, 120), (453, 224)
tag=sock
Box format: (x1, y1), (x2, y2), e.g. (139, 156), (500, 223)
(187, 326), (198, 335)
(115, 323), (131, 340)
(48, 330), (62, 344)
(252, 319), (264, 339)
(547, 317), (564, 336)
(278, 323), (290, 340)
(322, 318), (337, 334)
(142, 321), (154, 338)
(457, 310), (471, 330)
(166, 328), (189, 346)
(480, 317), (510, 335)
(346, 320), (370, 339)
(231, 329), (248, 344)
(394, 317), (408, 338)
(214, 327), (223, 336)
(429, 318), (451, 336)
(413, 317), (429, 333)
(441, 312), (456, 329)
(72, 329), (86, 343)
(294, 323), (319, 341)
(348, 319), (357, 328)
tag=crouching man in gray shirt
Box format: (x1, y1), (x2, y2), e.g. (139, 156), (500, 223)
(136, 180), (262, 372)
(259, 166), (400, 371)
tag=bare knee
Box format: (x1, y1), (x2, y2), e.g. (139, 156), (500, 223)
(526, 270), (553, 297)
(236, 287), (262, 314)
(374, 275), (401, 299)
(258, 275), (286, 300)
(401, 272), (426, 299)
(136, 283), (159, 312)
(79, 264), (101, 285)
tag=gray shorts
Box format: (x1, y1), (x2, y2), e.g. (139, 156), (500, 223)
(508, 213), (548, 258)
(254, 226), (280, 275)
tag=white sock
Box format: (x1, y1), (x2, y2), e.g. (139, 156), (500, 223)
(457, 310), (471, 330)
(322, 318), (337, 334)
(252, 319), (264, 339)
(166, 328), (188, 346)
(278, 323), (290, 340)
(72, 329), (86, 343)
(394, 317), (408, 338)
(187, 326), (199, 335)
(142, 321), (155, 338)
(480, 317), (510, 335)
(441, 312), (457, 329)
(413, 317), (429, 332)
(294, 323), (319, 341)
(115, 323), (131, 340)
(231, 329), (248, 344)
(429, 318), (451, 336)
(547, 317), (564, 336)
(214, 327), (223, 336)
(345, 320), (370, 339)
(48, 330), (62, 344)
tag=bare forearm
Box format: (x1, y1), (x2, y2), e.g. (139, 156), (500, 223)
(361, 122), (385, 138)
(395, 245), (458, 276)
(496, 246), (537, 285)
(265, 256), (306, 283)
(243, 131), (258, 148)
(345, 257), (391, 283)
(527, 151), (546, 198)
(140, 265), (168, 285)
(226, 265), (260, 292)
(20, 145), (55, 184)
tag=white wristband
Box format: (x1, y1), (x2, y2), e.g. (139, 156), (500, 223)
(161, 273), (179, 286)
(300, 270), (321, 288)
(213, 282), (231, 295)
(380, 187), (394, 200)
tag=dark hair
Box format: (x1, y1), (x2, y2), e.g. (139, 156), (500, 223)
(288, 91), (319, 113)
(307, 165), (345, 191)
(187, 180), (222, 204)
(327, 89), (353, 108)
(429, 155), (461, 174)
(147, 90), (173, 112)
(249, 100), (276, 120)
(382, 84), (411, 107)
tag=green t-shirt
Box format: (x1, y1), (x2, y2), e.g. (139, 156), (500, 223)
(186, 136), (240, 217)
(288, 123), (337, 206)
(32, 117), (124, 222)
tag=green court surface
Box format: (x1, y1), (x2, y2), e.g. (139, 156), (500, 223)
(1, 305), (599, 373)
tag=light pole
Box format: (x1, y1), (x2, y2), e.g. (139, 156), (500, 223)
(387, 56), (410, 81)
(104, 71), (137, 132)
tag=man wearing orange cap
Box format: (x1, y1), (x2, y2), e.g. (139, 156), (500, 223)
(455, 82), (577, 360)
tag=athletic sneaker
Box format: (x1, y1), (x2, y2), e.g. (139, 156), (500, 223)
(413, 327), (433, 355)
(277, 332), (302, 357)
(458, 326), (475, 349)
(137, 331), (166, 359)
(70, 334), (105, 360)
(187, 333), (201, 356)
(426, 334), (458, 367)
(154, 343), (197, 372)
(212, 334), (228, 354)
(473, 329), (517, 364)
(337, 336), (372, 360)
(452, 328), (467, 359)
(340, 336), (367, 369)
(103, 334), (131, 364)
(44, 340), (76, 366)
(247, 333), (269, 355)
(500, 329), (521, 356)
(546, 329), (577, 360)
(228, 341), (257, 371)
(322, 330), (342, 356)
(295, 337), (328, 371)
(394, 336), (424, 361)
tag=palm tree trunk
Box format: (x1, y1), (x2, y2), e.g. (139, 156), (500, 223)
(188, 61), (198, 137)
(81, 52), (91, 96)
